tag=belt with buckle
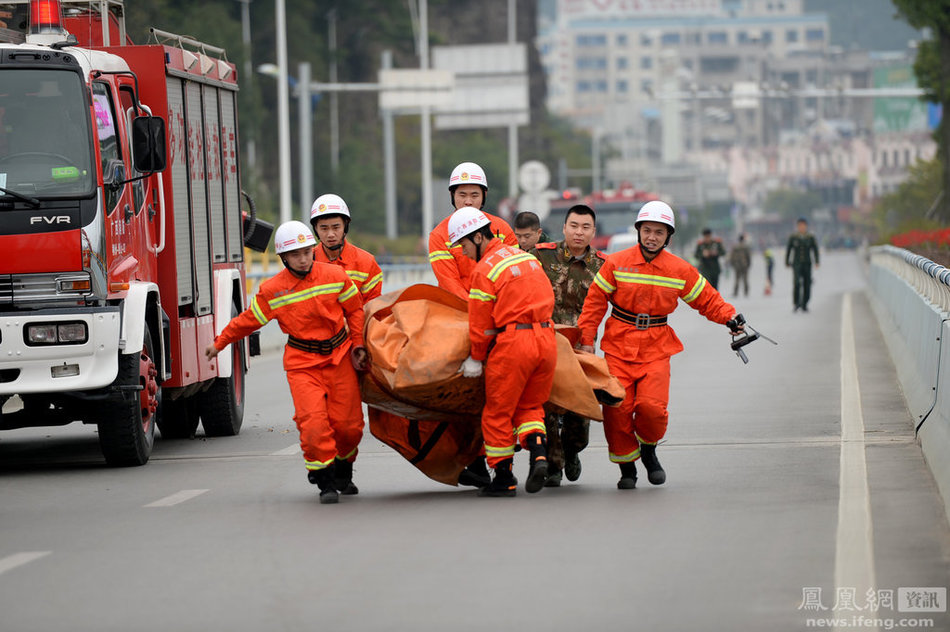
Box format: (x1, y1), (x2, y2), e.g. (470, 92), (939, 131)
(609, 304), (668, 330)
(287, 327), (347, 355)
(484, 321), (553, 336)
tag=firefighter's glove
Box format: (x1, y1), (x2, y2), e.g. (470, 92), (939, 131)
(350, 345), (369, 371)
(460, 355), (483, 378)
(727, 313), (746, 335)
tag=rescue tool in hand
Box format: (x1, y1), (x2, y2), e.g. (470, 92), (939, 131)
(726, 314), (777, 364)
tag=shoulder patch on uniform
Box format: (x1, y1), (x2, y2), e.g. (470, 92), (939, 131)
(594, 250), (608, 260)
(535, 242), (557, 250)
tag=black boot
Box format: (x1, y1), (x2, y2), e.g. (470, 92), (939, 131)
(544, 469), (562, 487)
(458, 455), (491, 488)
(639, 443), (666, 485)
(307, 466), (340, 504)
(333, 457), (359, 495)
(478, 458), (518, 497)
(525, 433), (549, 494)
(617, 462), (637, 489)
(564, 452), (582, 482)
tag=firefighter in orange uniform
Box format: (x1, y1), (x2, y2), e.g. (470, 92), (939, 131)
(205, 221), (368, 504)
(310, 193), (384, 303)
(428, 161), (518, 301)
(428, 161), (518, 489)
(450, 207), (557, 496)
(577, 201), (744, 489)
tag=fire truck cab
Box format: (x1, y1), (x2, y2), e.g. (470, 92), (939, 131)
(0, 0), (268, 465)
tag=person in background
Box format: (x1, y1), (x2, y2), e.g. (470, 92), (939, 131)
(785, 217), (820, 312)
(728, 233), (752, 297)
(694, 227), (726, 290)
(764, 247), (775, 295)
(310, 193), (383, 304)
(206, 221), (367, 504)
(530, 204), (604, 486)
(513, 210), (549, 251)
(428, 161), (518, 301)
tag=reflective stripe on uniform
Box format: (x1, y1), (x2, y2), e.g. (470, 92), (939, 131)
(347, 269), (369, 283)
(429, 249), (454, 263)
(515, 420), (546, 436)
(338, 284), (358, 303)
(613, 271), (686, 290)
(683, 276), (707, 303)
(486, 252), (536, 282)
(338, 447), (358, 460)
(485, 444), (516, 459)
(305, 456), (336, 471)
(469, 288), (496, 302)
(609, 448), (641, 463)
(593, 270), (617, 293)
(250, 296), (269, 325)
(362, 272), (383, 293)
(269, 282), (345, 309)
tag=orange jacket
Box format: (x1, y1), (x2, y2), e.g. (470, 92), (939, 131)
(467, 239), (555, 362)
(214, 263), (365, 370)
(428, 211), (518, 300)
(314, 241), (384, 302)
(577, 246), (736, 362)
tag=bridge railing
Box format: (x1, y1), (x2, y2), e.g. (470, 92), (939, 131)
(868, 245), (950, 523)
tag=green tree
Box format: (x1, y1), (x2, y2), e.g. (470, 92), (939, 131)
(872, 157), (945, 238)
(892, 0), (950, 222)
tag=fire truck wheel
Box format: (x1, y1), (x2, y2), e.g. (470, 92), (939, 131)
(98, 324), (159, 466)
(198, 309), (246, 437)
(156, 394), (200, 439)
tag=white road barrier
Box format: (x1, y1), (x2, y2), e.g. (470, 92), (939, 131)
(868, 245), (950, 523)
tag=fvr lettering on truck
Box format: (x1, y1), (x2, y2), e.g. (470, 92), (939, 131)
(0, 0), (269, 465)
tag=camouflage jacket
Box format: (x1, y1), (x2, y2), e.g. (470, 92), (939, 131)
(530, 240), (606, 326)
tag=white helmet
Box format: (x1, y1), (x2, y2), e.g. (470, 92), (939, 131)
(635, 200), (676, 234)
(448, 207), (491, 245)
(448, 162), (488, 191)
(310, 193), (351, 222)
(274, 220), (317, 254)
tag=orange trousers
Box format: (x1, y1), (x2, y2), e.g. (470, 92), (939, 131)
(602, 354), (670, 463)
(482, 327), (557, 468)
(285, 360), (364, 470)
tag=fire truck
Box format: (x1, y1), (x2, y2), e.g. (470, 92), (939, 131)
(0, 0), (270, 465)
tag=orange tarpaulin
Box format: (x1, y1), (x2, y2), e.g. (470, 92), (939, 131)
(361, 284), (624, 485)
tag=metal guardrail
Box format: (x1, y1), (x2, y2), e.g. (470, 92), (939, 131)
(870, 245), (950, 313)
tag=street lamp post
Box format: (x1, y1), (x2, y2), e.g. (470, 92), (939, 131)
(275, 0), (291, 224)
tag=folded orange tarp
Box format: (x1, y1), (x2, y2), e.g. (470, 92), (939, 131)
(361, 284), (624, 485)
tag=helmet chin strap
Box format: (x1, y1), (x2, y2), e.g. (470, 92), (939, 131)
(281, 255), (313, 279)
(324, 240), (345, 252)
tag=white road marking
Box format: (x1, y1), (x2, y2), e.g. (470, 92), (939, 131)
(144, 489), (209, 507)
(271, 444), (301, 456)
(835, 293), (877, 632)
(0, 551), (51, 576)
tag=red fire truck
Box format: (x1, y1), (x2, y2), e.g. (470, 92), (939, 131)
(0, 0), (270, 465)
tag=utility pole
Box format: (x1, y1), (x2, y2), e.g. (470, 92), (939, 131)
(419, 0), (433, 237)
(275, 0), (291, 223)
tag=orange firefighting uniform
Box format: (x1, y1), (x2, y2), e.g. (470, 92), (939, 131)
(314, 241), (384, 302)
(213, 262), (366, 471)
(468, 239), (557, 468)
(429, 212), (518, 300)
(577, 245), (736, 464)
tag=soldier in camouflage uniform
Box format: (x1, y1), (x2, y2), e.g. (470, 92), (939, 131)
(530, 204), (605, 486)
(785, 217), (820, 312)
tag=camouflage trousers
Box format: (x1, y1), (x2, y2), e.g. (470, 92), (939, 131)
(543, 409), (591, 472)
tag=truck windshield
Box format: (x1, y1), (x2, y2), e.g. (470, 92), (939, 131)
(0, 68), (96, 200)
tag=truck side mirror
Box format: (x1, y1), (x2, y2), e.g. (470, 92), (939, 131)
(131, 116), (167, 173)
